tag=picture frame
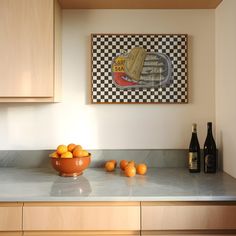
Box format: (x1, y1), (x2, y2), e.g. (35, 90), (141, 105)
(91, 34), (188, 104)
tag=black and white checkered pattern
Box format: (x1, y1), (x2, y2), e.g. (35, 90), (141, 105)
(91, 34), (188, 103)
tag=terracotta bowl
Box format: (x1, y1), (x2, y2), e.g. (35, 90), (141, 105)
(51, 154), (91, 177)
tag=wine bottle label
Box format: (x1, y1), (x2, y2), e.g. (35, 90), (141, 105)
(189, 152), (198, 170)
(205, 154), (215, 172)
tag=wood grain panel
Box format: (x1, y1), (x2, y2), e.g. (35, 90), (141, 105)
(24, 202), (140, 206)
(142, 205), (236, 230)
(58, 0), (223, 9)
(0, 204), (22, 231)
(53, 0), (62, 102)
(142, 233), (236, 236)
(0, 233), (22, 236)
(0, 0), (54, 97)
(0, 97), (57, 102)
(23, 205), (140, 231)
(24, 230), (140, 235)
(142, 230), (236, 235)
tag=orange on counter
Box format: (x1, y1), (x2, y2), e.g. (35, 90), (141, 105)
(125, 165), (136, 177)
(128, 160), (135, 167)
(136, 163), (147, 175)
(61, 151), (73, 158)
(109, 160), (117, 168)
(102, 158), (148, 177)
(57, 145), (68, 155)
(120, 160), (128, 170)
(105, 161), (115, 172)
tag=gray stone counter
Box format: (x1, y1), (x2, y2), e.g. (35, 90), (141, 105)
(0, 167), (236, 202)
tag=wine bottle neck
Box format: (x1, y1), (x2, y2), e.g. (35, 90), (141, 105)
(207, 124), (213, 136)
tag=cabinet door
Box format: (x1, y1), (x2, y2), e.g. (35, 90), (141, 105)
(0, 203), (22, 231)
(24, 232), (140, 236)
(0, 0), (54, 97)
(142, 232), (236, 236)
(142, 202), (236, 231)
(0, 233), (22, 236)
(23, 202), (140, 231)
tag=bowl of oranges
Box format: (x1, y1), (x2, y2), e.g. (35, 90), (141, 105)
(49, 143), (91, 177)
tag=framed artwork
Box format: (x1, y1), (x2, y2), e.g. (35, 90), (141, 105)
(91, 34), (188, 104)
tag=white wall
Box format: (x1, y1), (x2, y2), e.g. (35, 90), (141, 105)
(216, 0), (236, 178)
(0, 10), (215, 150)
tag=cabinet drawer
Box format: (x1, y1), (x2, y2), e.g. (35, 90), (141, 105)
(23, 202), (140, 231)
(142, 202), (236, 230)
(24, 231), (140, 236)
(0, 233), (22, 236)
(0, 203), (22, 231)
(142, 232), (236, 236)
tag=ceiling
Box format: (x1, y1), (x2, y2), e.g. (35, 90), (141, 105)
(58, 0), (223, 9)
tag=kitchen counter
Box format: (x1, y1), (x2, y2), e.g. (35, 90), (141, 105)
(1, 167), (236, 202)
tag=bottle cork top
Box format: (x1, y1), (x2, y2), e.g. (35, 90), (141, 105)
(192, 123), (197, 133)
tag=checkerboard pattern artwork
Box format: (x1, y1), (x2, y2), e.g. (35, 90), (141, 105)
(91, 34), (188, 103)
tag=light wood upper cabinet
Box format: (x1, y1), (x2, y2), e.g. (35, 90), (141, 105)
(0, 203), (23, 232)
(58, 0), (223, 9)
(0, 0), (61, 102)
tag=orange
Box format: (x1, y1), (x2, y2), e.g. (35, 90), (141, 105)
(73, 149), (89, 157)
(57, 144), (68, 155)
(74, 145), (82, 151)
(109, 160), (117, 168)
(73, 149), (83, 157)
(120, 160), (128, 170)
(81, 150), (89, 157)
(124, 165), (136, 177)
(105, 161), (115, 172)
(61, 151), (73, 158)
(67, 143), (77, 152)
(136, 163), (147, 175)
(128, 160), (135, 167)
(49, 151), (59, 158)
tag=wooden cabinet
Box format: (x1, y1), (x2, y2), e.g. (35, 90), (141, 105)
(0, 0), (61, 102)
(1, 201), (236, 235)
(142, 231), (236, 236)
(23, 202), (140, 235)
(0, 233), (22, 236)
(58, 0), (223, 9)
(23, 232), (139, 236)
(0, 203), (23, 233)
(141, 202), (236, 235)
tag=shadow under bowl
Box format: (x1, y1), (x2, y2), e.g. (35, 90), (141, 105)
(51, 155), (91, 177)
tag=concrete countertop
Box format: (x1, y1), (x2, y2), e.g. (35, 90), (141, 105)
(0, 167), (236, 202)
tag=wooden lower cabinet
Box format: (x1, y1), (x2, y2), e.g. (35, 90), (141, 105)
(23, 202), (140, 235)
(0, 203), (23, 234)
(142, 232), (236, 236)
(141, 202), (236, 236)
(23, 231), (140, 236)
(2, 201), (236, 235)
(0, 233), (22, 236)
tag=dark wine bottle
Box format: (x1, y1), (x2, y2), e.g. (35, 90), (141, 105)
(188, 123), (201, 173)
(204, 122), (217, 173)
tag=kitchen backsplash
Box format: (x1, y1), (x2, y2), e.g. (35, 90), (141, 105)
(0, 149), (191, 168)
